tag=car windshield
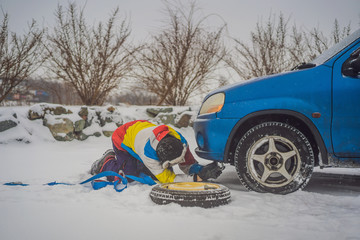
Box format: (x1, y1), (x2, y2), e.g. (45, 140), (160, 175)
(311, 28), (360, 65)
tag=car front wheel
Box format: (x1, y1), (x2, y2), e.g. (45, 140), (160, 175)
(234, 122), (314, 194)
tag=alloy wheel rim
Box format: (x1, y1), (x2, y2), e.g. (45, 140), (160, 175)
(247, 136), (301, 188)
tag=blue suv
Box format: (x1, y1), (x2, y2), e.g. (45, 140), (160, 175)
(194, 29), (360, 194)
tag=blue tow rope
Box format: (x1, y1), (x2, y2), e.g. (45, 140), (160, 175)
(80, 171), (130, 192)
(4, 182), (29, 186)
(3, 171), (157, 192)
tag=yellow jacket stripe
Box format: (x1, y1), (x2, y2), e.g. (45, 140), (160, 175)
(155, 168), (176, 183)
(122, 121), (156, 153)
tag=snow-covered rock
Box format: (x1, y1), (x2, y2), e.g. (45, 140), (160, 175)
(0, 103), (198, 143)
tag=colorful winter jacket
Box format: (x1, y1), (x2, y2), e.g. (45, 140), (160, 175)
(111, 120), (202, 183)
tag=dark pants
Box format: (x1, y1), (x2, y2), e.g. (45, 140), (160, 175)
(101, 144), (155, 182)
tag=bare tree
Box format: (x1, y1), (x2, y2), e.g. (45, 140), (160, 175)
(225, 14), (291, 80)
(44, 3), (138, 105)
(228, 13), (352, 80)
(332, 19), (351, 44)
(134, 1), (227, 106)
(298, 20), (351, 62)
(0, 13), (43, 103)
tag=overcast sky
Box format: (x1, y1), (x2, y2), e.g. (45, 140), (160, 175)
(1, 0), (359, 102)
(1, 0), (359, 43)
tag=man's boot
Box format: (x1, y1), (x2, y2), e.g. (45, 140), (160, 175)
(90, 149), (115, 175)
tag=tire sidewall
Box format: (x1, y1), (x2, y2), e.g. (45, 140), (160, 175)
(234, 122), (314, 194)
(150, 183), (231, 208)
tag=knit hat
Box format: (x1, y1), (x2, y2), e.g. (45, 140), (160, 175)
(156, 135), (186, 168)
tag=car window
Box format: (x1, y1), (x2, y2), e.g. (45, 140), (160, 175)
(342, 47), (360, 78)
(311, 29), (360, 66)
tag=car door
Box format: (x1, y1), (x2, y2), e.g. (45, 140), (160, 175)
(332, 43), (360, 158)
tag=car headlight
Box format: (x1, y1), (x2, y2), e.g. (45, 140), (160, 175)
(199, 93), (225, 115)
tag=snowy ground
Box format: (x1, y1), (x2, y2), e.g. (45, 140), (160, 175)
(1, 108), (360, 240)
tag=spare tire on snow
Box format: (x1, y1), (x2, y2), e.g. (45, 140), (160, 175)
(150, 182), (231, 208)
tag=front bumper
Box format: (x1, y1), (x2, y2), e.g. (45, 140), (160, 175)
(193, 114), (238, 162)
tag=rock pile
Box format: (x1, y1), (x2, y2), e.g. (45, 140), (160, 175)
(0, 103), (197, 143)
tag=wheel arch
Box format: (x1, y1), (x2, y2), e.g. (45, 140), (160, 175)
(223, 110), (328, 167)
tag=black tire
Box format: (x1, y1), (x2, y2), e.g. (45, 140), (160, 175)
(234, 122), (314, 194)
(150, 182), (231, 208)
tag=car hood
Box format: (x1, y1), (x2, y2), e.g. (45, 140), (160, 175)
(205, 65), (331, 105)
(206, 71), (295, 103)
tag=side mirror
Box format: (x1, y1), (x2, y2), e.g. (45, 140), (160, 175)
(342, 48), (360, 78)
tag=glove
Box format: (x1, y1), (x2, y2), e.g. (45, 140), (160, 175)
(197, 161), (222, 181)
